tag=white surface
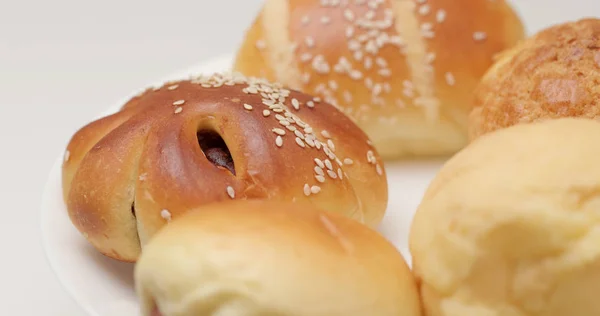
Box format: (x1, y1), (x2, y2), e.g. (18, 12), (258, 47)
(1, 0), (599, 315)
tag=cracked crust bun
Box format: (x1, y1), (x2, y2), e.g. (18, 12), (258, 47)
(135, 200), (421, 316)
(234, 0), (525, 159)
(410, 118), (600, 316)
(61, 73), (387, 262)
(470, 18), (600, 140)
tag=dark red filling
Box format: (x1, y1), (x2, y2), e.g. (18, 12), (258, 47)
(197, 130), (235, 175)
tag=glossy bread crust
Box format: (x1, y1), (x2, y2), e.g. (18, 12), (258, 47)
(470, 18), (600, 140)
(234, 0), (525, 158)
(62, 73), (387, 262)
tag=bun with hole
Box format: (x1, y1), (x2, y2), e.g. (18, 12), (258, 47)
(135, 200), (421, 316)
(233, 0), (525, 159)
(470, 18), (600, 140)
(62, 72), (387, 262)
(410, 118), (600, 315)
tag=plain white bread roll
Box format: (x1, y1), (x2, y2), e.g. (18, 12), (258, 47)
(410, 118), (600, 316)
(135, 200), (421, 316)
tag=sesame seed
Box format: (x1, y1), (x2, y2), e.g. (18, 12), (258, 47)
(263, 110), (271, 117)
(296, 137), (306, 148)
(327, 169), (338, 179)
(350, 70), (363, 80)
(354, 51), (363, 61)
(305, 36), (315, 47)
(276, 136), (283, 147)
(272, 128), (286, 136)
(286, 125), (297, 132)
(279, 120), (291, 126)
(243, 103), (253, 110)
(321, 16), (331, 24)
(174, 107), (183, 114)
(321, 130), (331, 138)
(160, 209), (172, 222)
(315, 175), (326, 183)
(327, 139), (336, 152)
(306, 101), (315, 108)
(445, 72), (456, 86)
(329, 80), (339, 91)
(311, 186), (321, 194)
(304, 184), (311, 196)
(421, 23), (433, 31)
(304, 127), (314, 134)
(338, 168), (344, 179)
(64, 150), (70, 162)
(425, 52), (436, 64)
(173, 100), (185, 106)
(364, 57), (373, 69)
(436, 9), (446, 23)
(315, 166), (325, 176)
(378, 69), (392, 77)
(418, 4), (430, 15)
(294, 130), (305, 139)
(325, 159), (333, 170)
(344, 158), (354, 165)
(376, 164), (383, 175)
(301, 15), (310, 25)
(256, 40), (267, 50)
(167, 84), (179, 90)
(473, 31), (487, 41)
(344, 9), (355, 21)
(226, 186), (235, 198)
(315, 158), (325, 168)
(365, 10), (376, 20)
(292, 98), (300, 110)
(139, 173), (147, 181)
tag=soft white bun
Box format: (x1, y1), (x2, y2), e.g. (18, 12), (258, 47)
(135, 200), (421, 316)
(410, 118), (600, 316)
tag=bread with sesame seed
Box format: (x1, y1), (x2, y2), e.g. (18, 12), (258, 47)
(470, 18), (600, 140)
(62, 72), (388, 262)
(135, 200), (421, 316)
(233, 0), (525, 159)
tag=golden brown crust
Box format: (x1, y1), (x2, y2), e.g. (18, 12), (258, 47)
(62, 73), (387, 262)
(234, 0), (524, 158)
(470, 18), (600, 140)
(135, 200), (421, 316)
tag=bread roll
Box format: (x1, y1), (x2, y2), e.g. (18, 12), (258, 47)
(234, 0), (525, 159)
(410, 118), (600, 316)
(135, 200), (421, 316)
(470, 18), (600, 140)
(62, 72), (387, 262)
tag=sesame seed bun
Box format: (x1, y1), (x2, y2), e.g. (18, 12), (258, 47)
(470, 18), (600, 140)
(233, 0), (525, 159)
(135, 200), (421, 316)
(62, 73), (387, 262)
(410, 118), (600, 315)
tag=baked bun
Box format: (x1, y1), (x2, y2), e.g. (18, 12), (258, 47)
(410, 118), (600, 316)
(62, 72), (387, 262)
(135, 200), (421, 316)
(470, 18), (600, 140)
(233, 0), (525, 159)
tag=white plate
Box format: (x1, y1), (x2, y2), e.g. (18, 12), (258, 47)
(41, 2), (600, 314)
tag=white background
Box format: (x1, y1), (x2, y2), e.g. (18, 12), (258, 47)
(0, 0), (598, 315)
